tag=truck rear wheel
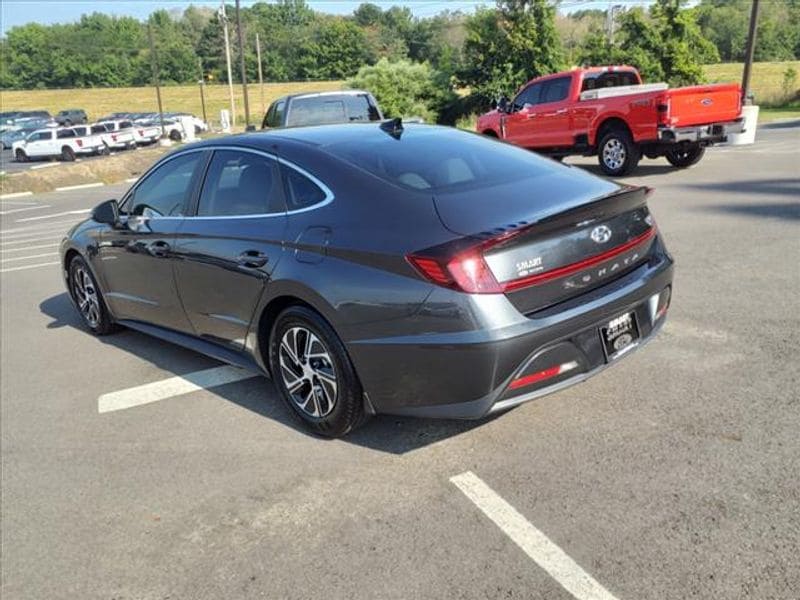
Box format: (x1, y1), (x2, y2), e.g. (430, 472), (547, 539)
(61, 146), (76, 162)
(15, 149), (28, 162)
(665, 144), (705, 169)
(598, 129), (640, 177)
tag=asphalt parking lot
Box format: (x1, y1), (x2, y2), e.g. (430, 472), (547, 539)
(1, 121), (798, 599)
(0, 146), (124, 175)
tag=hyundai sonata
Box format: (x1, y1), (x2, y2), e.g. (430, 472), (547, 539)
(61, 121), (673, 437)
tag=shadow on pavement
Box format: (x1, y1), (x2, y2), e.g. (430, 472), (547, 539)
(39, 292), (487, 454)
(760, 118), (800, 130)
(569, 162), (676, 178)
(685, 178), (800, 199)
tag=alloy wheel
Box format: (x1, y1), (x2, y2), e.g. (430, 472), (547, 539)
(72, 266), (101, 328)
(602, 138), (626, 171)
(278, 326), (338, 418)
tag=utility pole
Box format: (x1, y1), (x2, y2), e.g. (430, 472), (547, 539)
(606, 5), (623, 45)
(147, 23), (166, 138)
(235, 0), (250, 128)
(741, 0), (760, 104)
(219, 2), (236, 127)
(255, 32), (265, 116)
(198, 57), (207, 125)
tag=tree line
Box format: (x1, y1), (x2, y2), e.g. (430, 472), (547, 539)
(1, 0), (799, 121)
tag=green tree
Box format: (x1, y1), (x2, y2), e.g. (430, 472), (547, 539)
(460, 0), (565, 100)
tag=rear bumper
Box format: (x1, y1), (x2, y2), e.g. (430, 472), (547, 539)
(75, 145), (105, 155)
(348, 238), (674, 419)
(658, 118), (745, 143)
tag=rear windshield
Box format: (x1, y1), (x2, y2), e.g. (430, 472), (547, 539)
(287, 95), (379, 127)
(324, 127), (560, 193)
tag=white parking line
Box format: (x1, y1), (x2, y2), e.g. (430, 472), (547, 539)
(0, 260), (61, 274)
(54, 182), (104, 192)
(0, 220), (82, 235)
(0, 191), (33, 200)
(29, 162), (61, 170)
(15, 209), (90, 222)
(0, 200), (37, 206)
(451, 471), (619, 600)
(0, 205), (51, 216)
(1, 234), (65, 246)
(97, 366), (259, 414)
(1, 252), (60, 263)
(1, 243), (58, 253)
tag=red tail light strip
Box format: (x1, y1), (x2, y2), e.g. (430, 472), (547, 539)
(509, 360), (579, 391)
(501, 226), (656, 292)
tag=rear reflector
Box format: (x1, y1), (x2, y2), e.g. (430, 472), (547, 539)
(509, 361), (579, 391)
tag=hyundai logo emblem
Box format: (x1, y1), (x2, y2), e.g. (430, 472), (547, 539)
(590, 225), (612, 244)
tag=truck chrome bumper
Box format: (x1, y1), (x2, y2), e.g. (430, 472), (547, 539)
(658, 118), (745, 143)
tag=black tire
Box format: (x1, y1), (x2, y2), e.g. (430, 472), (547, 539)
(67, 256), (118, 335)
(597, 128), (640, 176)
(269, 305), (367, 437)
(15, 149), (28, 162)
(99, 144), (111, 156)
(61, 146), (76, 162)
(169, 129), (182, 142)
(665, 144), (705, 168)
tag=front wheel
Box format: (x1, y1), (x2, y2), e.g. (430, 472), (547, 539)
(597, 129), (640, 176)
(665, 144), (705, 168)
(67, 256), (118, 335)
(15, 149), (28, 162)
(269, 306), (367, 437)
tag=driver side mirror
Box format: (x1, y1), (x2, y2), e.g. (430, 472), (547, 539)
(92, 199), (120, 227)
(497, 96), (510, 113)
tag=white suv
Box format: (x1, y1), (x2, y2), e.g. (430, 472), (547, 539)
(12, 127), (104, 162)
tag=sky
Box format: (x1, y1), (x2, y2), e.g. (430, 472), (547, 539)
(0, 0), (647, 35)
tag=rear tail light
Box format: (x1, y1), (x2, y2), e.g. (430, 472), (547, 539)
(138, 129), (144, 136)
(75, 139), (83, 147)
(656, 99), (670, 126)
(407, 248), (502, 294)
(111, 134), (117, 141)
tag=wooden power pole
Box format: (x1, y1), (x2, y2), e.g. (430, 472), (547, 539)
(235, 0), (250, 128)
(256, 32), (265, 116)
(147, 24), (166, 138)
(741, 0), (760, 104)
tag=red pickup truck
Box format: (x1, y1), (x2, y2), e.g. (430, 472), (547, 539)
(476, 66), (744, 176)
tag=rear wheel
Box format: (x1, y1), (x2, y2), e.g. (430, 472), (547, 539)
(169, 129), (182, 142)
(269, 306), (367, 437)
(665, 144), (705, 168)
(597, 128), (640, 177)
(15, 149), (28, 162)
(61, 146), (76, 161)
(67, 256), (117, 335)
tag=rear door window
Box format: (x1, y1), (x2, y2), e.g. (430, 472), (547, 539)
(540, 77), (571, 103)
(196, 150), (284, 216)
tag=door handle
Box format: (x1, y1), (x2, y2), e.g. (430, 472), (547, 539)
(526, 113), (537, 119)
(147, 240), (171, 258)
(237, 250), (269, 268)
(554, 108), (568, 115)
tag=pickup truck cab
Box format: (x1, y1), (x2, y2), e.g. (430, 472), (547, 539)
(261, 90), (383, 129)
(12, 127), (105, 162)
(477, 66), (744, 176)
(72, 124), (113, 155)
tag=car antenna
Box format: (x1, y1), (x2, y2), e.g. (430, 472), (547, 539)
(379, 117), (403, 139)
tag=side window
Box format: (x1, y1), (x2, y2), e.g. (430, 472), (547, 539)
(541, 77), (570, 103)
(514, 83), (541, 108)
(268, 101), (286, 127)
(31, 131), (51, 141)
(197, 150), (284, 217)
(120, 121), (133, 129)
(282, 166), (328, 211)
(127, 152), (202, 218)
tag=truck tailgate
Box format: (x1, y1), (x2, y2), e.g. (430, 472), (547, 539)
(663, 83), (741, 128)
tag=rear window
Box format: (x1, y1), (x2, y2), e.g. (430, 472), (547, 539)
(57, 129), (76, 138)
(91, 125), (108, 134)
(325, 127), (560, 193)
(287, 96), (363, 127)
(119, 121), (133, 129)
(344, 95), (380, 122)
(581, 71), (639, 92)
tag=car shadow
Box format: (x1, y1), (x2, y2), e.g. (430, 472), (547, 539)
(760, 118), (800, 130)
(568, 162), (676, 178)
(686, 178), (800, 200)
(40, 292), (488, 455)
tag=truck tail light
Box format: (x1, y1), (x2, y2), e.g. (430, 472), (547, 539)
(111, 134), (117, 141)
(75, 139), (83, 147)
(138, 129), (144, 136)
(657, 99), (670, 126)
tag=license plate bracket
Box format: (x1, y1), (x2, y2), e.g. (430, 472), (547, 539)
(601, 311), (640, 360)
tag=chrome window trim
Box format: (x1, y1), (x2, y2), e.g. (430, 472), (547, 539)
(122, 144), (334, 221)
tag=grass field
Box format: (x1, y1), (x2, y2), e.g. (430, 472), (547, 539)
(0, 80), (345, 127)
(703, 61), (799, 104)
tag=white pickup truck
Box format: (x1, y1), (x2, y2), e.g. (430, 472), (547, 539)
(72, 124), (113, 155)
(12, 127), (105, 162)
(96, 120), (137, 150)
(132, 122), (161, 145)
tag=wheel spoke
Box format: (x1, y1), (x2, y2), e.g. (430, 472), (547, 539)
(280, 340), (301, 368)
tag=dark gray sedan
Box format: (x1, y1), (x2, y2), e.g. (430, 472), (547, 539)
(61, 122), (673, 437)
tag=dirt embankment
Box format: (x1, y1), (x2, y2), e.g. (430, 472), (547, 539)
(1, 147), (169, 195)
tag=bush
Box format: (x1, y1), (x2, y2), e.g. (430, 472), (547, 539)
(348, 57), (455, 123)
